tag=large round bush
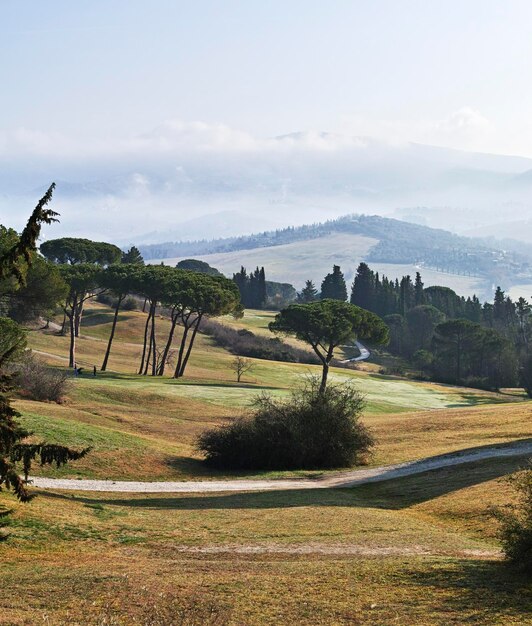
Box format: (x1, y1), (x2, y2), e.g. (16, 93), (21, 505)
(198, 378), (373, 470)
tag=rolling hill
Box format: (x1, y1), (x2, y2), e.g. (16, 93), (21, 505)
(141, 214), (532, 298)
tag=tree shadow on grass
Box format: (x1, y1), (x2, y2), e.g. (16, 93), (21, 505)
(161, 380), (281, 392)
(346, 453), (532, 510)
(81, 311), (135, 327)
(402, 559), (532, 624)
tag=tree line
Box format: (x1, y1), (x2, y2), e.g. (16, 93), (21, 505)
(1, 229), (241, 378)
(1, 186), (89, 505)
(295, 261), (532, 391)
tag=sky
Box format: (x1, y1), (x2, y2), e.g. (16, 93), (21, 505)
(3, 0), (532, 156)
(3, 1), (532, 242)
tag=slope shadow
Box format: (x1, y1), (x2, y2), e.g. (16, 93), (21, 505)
(41, 453), (531, 512)
(401, 559), (531, 624)
(81, 311), (135, 327)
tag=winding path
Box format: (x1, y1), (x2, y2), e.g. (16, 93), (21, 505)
(30, 440), (532, 494)
(339, 340), (371, 363)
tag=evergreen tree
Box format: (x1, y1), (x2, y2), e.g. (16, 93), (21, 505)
(232, 266), (267, 309)
(0, 187), (89, 505)
(321, 265), (347, 301)
(399, 275), (414, 314)
(414, 272), (425, 306)
(121, 246), (144, 265)
(493, 286), (506, 326)
(298, 280), (318, 303)
(350, 263), (374, 310)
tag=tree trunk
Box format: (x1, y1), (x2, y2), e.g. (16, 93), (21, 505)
(143, 325), (153, 375)
(101, 295), (123, 372)
(150, 311), (157, 376)
(158, 309), (179, 376)
(138, 304), (153, 374)
(74, 298), (85, 338)
(60, 311), (67, 335)
(174, 313), (192, 378)
(319, 361), (329, 394)
(68, 312), (76, 368)
(178, 314), (202, 378)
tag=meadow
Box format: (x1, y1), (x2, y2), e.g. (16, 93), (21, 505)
(152, 232), (486, 296)
(2, 303), (532, 624)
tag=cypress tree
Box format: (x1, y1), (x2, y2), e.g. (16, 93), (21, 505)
(414, 272), (425, 306)
(350, 263), (375, 310)
(321, 265), (347, 301)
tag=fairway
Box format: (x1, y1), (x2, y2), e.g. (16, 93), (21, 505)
(2, 303), (532, 625)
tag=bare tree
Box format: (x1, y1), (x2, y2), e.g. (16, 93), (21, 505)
(231, 356), (254, 382)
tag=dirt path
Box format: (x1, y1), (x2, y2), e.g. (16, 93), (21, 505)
(30, 440), (532, 493)
(167, 543), (500, 557)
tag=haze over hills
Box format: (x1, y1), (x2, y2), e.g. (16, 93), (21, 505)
(4, 127), (532, 244)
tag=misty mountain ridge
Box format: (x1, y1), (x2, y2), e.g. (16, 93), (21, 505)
(4, 132), (532, 243)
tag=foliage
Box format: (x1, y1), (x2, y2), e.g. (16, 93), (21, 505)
(233, 266), (267, 309)
(230, 356), (254, 382)
(198, 377), (373, 470)
(2, 256), (67, 323)
(0, 183), (58, 286)
(176, 258), (221, 275)
(121, 245), (144, 265)
(297, 279), (319, 303)
(13, 353), (70, 403)
(270, 299), (389, 391)
(41, 237), (122, 266)
(265, 280), (297, 309)
(320, 265), (347, 301)
(520, 355), (532, 398)
(0, 317), (27, 370)
(200, 317), (319, 364)
(432, 319), (517, 389)
(493, 466), (532, 574)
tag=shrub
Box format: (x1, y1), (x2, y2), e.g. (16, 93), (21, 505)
(200, 317), (319, 364)
(96, 292), (115, 306)
(198, 378), (373, 470)
(13, 353), (69, 403)
(121, 296), (138, 311)
(493, 465), (532, 574)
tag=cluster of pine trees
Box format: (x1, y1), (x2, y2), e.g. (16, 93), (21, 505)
(232, 266), (267, 309)
(298, 262), (532, 391)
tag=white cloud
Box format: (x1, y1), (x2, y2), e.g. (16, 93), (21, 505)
(340, 107), (495, 153)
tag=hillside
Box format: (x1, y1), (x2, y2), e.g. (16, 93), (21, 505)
(141, 214), (532, 296)
(3, 302), (532, 624)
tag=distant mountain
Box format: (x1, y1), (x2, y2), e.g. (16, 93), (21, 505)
(3, 130), (532, 242)
(124, 210), (277, 246)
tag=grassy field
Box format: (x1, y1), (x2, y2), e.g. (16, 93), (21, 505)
(152, 232), (487, 296)
(154, 232), (378, 288)
(2, 457), (531, 624)
(2, 303), (532, 624)
(13, 303), (528, 480)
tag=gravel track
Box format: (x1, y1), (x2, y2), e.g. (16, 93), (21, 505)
(29, 440), (532, 493)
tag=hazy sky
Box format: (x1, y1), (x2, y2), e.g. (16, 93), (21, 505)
(3, 1), (532, 157)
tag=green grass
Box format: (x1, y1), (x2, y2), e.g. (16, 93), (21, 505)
(154, 232), (379, 288)
(3, 301), (532, 624)
(3, 459), (532, 624)
(14, 302), (527, 482)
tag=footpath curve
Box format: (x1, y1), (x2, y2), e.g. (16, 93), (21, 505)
(30, 440), (532, 494)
